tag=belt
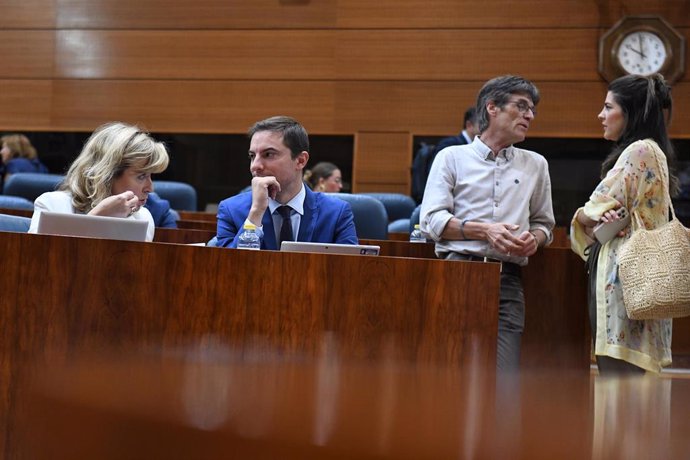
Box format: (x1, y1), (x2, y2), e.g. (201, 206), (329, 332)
(446, 253), (521, 277)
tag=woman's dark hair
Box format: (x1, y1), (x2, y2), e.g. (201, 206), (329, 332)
(601, 73), (679, 195)
(303, 161), (339, 190)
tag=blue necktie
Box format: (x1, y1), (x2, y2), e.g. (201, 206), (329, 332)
(277, 206), (293, 247)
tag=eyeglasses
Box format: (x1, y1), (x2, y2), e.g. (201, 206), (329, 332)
(507, 100), (537, 116)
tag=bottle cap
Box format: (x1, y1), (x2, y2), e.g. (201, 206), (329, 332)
(243, 222), (256, 230)
(414, 224), (420, 229)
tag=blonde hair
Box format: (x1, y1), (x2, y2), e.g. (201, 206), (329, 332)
(1, 134), (38, 160)
(61, 122), (169, 213)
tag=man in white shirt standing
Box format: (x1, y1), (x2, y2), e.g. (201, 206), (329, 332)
(420, 75), (555, 371)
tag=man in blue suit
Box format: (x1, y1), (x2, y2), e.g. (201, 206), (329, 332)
(216, 116), (358, 249)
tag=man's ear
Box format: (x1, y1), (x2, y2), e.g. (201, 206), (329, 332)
(486, 101), (498, 118)
(295, 151), (309, 170)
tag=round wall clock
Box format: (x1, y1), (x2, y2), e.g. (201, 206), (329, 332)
(599, 16), (686, 84)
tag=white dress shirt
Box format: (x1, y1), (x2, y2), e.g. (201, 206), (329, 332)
(28, 191), (156, 242)
(420, 136), (555, 266)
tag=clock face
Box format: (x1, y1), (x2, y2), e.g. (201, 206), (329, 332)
(616, 31), (668, 76)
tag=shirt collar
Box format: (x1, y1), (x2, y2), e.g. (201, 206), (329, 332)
(473, 136), (515, 161)
(268, 182), (306, 216)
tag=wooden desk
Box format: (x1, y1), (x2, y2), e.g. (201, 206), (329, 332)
(176, 219), (216, 231)
(0, 231), (501, 459)
(178, 210), (216, 222)
(154, 227), (215, 244)
(361, 238), (590, 370)
(0, 207), (32, 218)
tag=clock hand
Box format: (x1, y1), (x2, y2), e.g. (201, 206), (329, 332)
(624, 44), (644, 57)
(637, 33), (647, 59)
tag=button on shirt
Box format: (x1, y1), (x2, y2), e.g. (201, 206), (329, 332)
(420, 136), (555, 266)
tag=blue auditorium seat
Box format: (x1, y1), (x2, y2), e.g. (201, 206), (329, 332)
(3, 173), (63, 202)
(0, 195), (35, 210)
(360, 193), (416, 223)
(361, 192), (416, 233)
(327, 193), (388, 240)
(0, 214), (31, 233)
(152, 181), (198, 211)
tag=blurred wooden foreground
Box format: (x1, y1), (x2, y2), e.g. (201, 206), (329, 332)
(16, 349), (690, 459)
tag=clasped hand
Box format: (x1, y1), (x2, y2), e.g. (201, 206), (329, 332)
(486, 223), (537, 257)
(89, 191), (141, 218)
(247, 176), (281, 225)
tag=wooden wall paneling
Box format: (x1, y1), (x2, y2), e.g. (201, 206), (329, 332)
(336, 81), (690, 138)
(335, 0), (690, 28)
(54, 30), (337, 80)
(0, 0), (56, 28)
(52, 29), (599, 81)
(352, 132), (412, 193)
(39, 1), (690, 29)
(48, 80), (337, 134)
(0, 81), (54, 130)
(55, 0), (339, 29)
(334, 29), (598, 81)
(11, 79), (689, 138)
(0, 32), (55, 78)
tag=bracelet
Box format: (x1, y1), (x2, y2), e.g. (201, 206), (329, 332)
(529, 231), (539, 248)
(460, 219), (469, 240)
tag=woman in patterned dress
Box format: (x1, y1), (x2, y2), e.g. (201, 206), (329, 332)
(570, 74), (680, 374)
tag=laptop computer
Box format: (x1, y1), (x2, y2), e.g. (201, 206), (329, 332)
(36, 211), (149, 242)
(280, 241), (380, 256)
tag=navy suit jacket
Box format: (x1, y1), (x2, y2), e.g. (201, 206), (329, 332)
(216, 186), (358, 249)
(145, 192), (178, 228)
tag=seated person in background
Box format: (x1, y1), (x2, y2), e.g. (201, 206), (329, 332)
(28, 122), (169, 242)
(0, 134), (49, 187)
(216, 116), (357, 249)
(432, 106), (480, 159)
(303, 161), (343, 192)
(145, 192), (178, 228)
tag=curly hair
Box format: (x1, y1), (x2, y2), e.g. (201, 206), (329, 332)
(61, 122), (169, 213)
(1, 134), (38, 160)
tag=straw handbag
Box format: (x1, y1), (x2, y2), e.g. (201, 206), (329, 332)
(617, 146), (690, 320)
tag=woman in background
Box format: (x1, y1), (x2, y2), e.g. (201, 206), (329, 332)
(29, 122), (169, 241)
(570, 73), (679, 374)
(304, 161), (343, 192)
(0, 133), (48, 186)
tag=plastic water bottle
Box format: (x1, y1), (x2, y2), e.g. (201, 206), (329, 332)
(237, 223), (260, 250)
(410, 224), (426, 243)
